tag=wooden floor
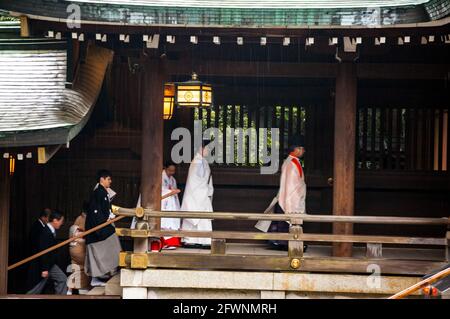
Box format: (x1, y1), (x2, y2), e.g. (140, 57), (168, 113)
(163, 242), (446, 261)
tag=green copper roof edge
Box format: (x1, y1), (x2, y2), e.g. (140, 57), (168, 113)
(3, 0), (449, 27)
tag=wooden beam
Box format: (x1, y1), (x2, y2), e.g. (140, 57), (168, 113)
(138, 56), (166, 252)
(120, 252), (448, 275)
(356, 64), (450, 80)
(31, 18), (450, 38)
(114, 210), (449, 225)
(0, 159), (10, 295)
(167, 60), (449, 80)
(167, 61), (337, 78)
(116, 228), (446, 246)
(19, 16), (29, 38)
(332, 62), (357, 257)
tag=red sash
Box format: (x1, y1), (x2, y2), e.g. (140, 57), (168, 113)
(289, 153), (303, 178)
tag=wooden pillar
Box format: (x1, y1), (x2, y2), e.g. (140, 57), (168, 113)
(136, 56), (166, 253)
(0, 158), (10, 294)
(332, 62), (357, 257)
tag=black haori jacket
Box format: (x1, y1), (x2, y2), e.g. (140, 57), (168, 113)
(85, 184), (115, 245)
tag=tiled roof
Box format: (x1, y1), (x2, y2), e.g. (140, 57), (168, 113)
(0, 42), (113, 146)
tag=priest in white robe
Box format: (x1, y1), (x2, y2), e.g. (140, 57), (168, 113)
(255, 135), (307, 251)
(180, 145), (214, 248)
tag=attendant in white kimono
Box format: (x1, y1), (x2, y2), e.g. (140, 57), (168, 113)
(255, 135), (307, 251)
(132, 162), (182, 250)
(181, 145), (214, 248)
(160, 161), (182, 249)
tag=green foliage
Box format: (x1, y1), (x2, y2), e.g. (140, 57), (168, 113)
(0, 14), (18, 22)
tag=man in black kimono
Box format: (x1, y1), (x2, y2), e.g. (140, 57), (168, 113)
(85, 169), (121, 287)
(27, 211), (67, 295)
(28, 208), (51, 255)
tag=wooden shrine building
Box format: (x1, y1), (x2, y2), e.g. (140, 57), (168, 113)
(0, 0), (449, 298)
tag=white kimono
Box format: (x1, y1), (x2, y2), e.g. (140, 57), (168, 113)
(160, 170), (181, 231)
(181, 152), (214, 245)
(131, 170), (181, 231)
(255, 155), (306, 232)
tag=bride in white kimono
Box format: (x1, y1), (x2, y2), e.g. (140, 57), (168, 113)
(180, 146), (214, 247)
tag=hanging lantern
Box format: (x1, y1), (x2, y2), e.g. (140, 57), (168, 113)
(176, 72), (212, 108)
(163, 83), (175, 120)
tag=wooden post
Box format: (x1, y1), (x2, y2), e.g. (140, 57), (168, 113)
(332, 62), (357, 257)
(19, 16), (29, 38)
(0, 158), (10, 294)
(288, 224), (304, 258)
(211, 239), (226, 255)
(137, 56), (166, 253)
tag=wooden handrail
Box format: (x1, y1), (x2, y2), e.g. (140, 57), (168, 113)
(7, 192), (176, 271)
(8, 215), (126, 271)
(114, 207), (449, 226)
(116, 228), (447, 246)
(388, 266), (450, 299)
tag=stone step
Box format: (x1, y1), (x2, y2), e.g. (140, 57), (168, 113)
(86, 286), (106, 296)
(105, 274), (122, 296)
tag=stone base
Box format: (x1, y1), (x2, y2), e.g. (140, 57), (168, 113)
(120, 268), (422, 299)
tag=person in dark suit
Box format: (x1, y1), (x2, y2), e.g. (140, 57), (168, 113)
(28, 208), (51, 255)
(27, 211), (68, 295)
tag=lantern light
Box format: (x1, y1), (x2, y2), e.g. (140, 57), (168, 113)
(163, 83), (176, 120)
(9, 155), (15, 176)
(175, 72), (212, 108)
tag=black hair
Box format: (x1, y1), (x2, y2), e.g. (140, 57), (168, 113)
(49, 210), (64, 222)
(39, 208), (51, 218)
(97, 169), (112, 182)
(82, 201), (90, 213)
(164, 160), (176, 169)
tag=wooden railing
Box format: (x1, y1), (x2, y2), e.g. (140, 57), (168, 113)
(113, 206), (450, 276)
